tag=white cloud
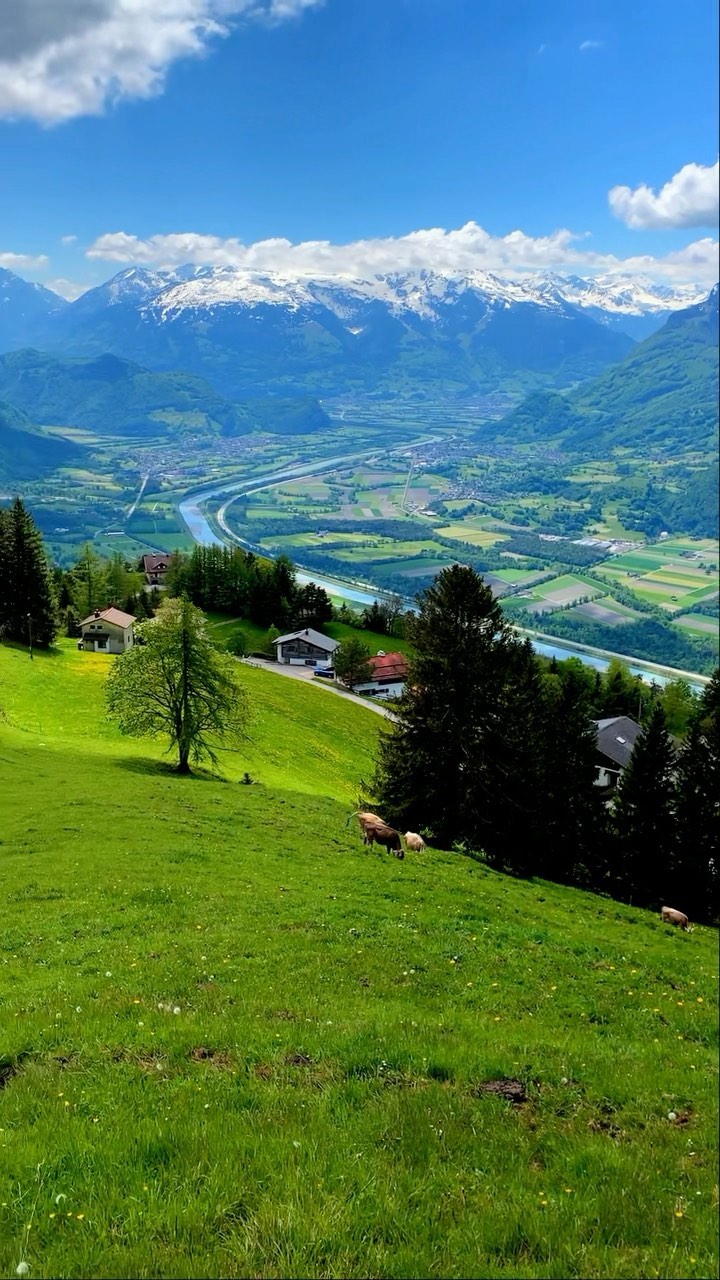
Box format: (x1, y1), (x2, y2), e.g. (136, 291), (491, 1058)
(0, 0), (326, 124)
(84, 221), (720, 285)
(61, 234), (78, 245)
(0, 250), (50, 271)
(45, 277), (90, 300)
(579, 40), (603, 51)
(609, 160), (720, 230)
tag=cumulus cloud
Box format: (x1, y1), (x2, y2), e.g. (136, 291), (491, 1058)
(609, 160), (720, 230)
(45, 277), (91, 300)
(0, 250), (50, 271)
(0, 0), (325, 124)
(84, 221), (720, 285)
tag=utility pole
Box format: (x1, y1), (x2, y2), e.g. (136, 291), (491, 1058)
(27, 613), (33, 661)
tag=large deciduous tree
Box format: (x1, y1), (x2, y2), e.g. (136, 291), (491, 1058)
(106, 596), (248, 774)
(0, 497), (57, 647)
(334, 636), (373, 690)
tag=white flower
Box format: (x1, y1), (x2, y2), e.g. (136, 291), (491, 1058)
(105, 971), (112, 978)
(173, 1006), (181, 1015)
(16, 1263), (30, 1277)
(668, 1111), (677, 1121)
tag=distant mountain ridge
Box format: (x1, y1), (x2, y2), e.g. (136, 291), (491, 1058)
(0, 398), (82, 482)
(1, 264), (705, 403)
(491, 283), (719, 454)
(0, 350), (330, 441)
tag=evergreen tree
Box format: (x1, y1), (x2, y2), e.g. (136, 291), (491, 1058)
(611, 703), (676, 906)
(372, 565), (522, 850)
(0, 498), (57, 647)
(538, 668), (608, 887)
(71, 543), (108, 617)
(672, 669), (720, 923)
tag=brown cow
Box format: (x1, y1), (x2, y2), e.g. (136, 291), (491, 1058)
(363, 821), (404, 859)
(404, 831), (425, 852)
(660, 906), (691, 931)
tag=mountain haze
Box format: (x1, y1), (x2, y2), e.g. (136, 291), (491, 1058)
(491, 284), (720, 453)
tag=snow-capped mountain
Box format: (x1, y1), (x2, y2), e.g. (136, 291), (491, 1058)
(0, 264), (713, 401)
(0, 267), (68, 350)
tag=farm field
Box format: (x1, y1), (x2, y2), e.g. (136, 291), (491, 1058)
(597, 541), (719, 617)
(0, 639), (718, 1279)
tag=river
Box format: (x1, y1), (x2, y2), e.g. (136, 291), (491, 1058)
(178, 465), (708, 690)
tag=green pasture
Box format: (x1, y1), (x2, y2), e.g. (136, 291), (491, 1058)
(434, 524), (508, 547)
(0, 640), (717, 1279)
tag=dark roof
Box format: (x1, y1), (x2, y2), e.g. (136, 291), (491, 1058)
(273, 628), (339, 652)
(594, 716), (642, 769)
(143, 554), (169, 572)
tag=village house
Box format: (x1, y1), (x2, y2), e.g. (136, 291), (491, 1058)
(273, 627), (340, 667)
(351, 651), (409, 700)
(79, 607), (136, 654)
(593, 715), (642, 791)
(142, 554), (170, 586)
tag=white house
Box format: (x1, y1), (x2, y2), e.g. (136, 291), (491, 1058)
(350, 651), (409, 700)
(593, 716), (642, 790)
(273, 627), (339, 667)
(79, 606), (136, 654)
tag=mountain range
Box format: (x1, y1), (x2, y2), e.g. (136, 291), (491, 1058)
(0, 265), (708, 402)
(492, 283), (720, 454)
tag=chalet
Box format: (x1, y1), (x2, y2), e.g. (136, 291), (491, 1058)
(79, 607), (136, 655)
(352, 651), (409, 700)
(273, 627), (339, 667)
(594, 716), (642, 791)
(143, 554), (170, 586)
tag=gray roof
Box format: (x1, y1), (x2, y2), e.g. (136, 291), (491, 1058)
(273, 628), (339, 652)
(594, 716), (642, 769)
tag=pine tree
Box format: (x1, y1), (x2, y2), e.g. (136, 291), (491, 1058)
(71, 543), (108, 617)
(611, 703), (676, 906)
(0, 498), (57, 647)
(672, 669), (719, 923)
(372, 565), (522, 851)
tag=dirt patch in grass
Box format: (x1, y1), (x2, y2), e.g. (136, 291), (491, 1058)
(189, 1046), (233, 1068)
(284, 1052), (314, 1067)
(474, 1078), (528, 1105)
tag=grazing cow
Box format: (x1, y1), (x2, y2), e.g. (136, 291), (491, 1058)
(660, 906), (691, 931)
(363, 821), (404, 859)
(404, 831), (425, 852)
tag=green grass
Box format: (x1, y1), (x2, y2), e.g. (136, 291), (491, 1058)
(0, 641), (718, 1279)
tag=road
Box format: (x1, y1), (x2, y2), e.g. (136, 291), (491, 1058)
(239, 658), (397, 720)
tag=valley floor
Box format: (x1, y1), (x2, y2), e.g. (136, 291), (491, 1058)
(0, 642), (717, 1279)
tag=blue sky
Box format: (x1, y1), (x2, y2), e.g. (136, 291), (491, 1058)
(0, 0), (717, 296)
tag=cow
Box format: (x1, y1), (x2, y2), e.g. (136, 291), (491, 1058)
(660, 906), (692, 931)
(347, 809), (385, 833)
(404, 831), (425, 852)
(364, 822), (404, 859)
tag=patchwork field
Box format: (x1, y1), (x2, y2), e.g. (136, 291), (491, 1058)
(0, 640), (718, 1279)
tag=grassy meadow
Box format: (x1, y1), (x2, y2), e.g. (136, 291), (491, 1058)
(0, 640), (718, 1279)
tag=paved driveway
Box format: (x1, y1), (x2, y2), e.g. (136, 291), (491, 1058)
(239, 658), (397, 720)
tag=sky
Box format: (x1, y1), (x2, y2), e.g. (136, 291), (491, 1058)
(0, 0), (718, 298)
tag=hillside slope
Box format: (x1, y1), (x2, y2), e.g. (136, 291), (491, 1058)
(0, 398), (83, 481)
(0, 349), (330, 440)
(493, 284), (719, 453)
(0, 641), (717, 1279)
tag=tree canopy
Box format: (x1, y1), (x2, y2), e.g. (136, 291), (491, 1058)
(106, 596), (248, 774)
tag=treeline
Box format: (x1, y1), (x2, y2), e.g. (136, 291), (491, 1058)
(508, 606), (719, 676)
(373, 566), (719, 924)
(164, 544), (334, 632)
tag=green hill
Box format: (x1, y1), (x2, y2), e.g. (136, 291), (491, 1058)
(494, 284), (719, 454)
(0, 641), (717, 1279)
(0, 399), (83, 482)
(0, 349), (330, 441)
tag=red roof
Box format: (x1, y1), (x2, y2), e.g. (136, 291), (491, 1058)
(79, 607), (136, 629)
(369, 652), (409, 682)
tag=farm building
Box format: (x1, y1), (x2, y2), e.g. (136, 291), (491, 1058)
(273, 628), (340, 667)
(142, 554), (170, 586)
(593, 716), (642, 791)
(79, 607), (136, 654)
(351, 651), (409, 700)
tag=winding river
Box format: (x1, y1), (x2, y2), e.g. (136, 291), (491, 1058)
(178, 461), (708, 691)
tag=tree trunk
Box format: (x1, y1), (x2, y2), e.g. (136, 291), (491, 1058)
(176, 747), (191, 774)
